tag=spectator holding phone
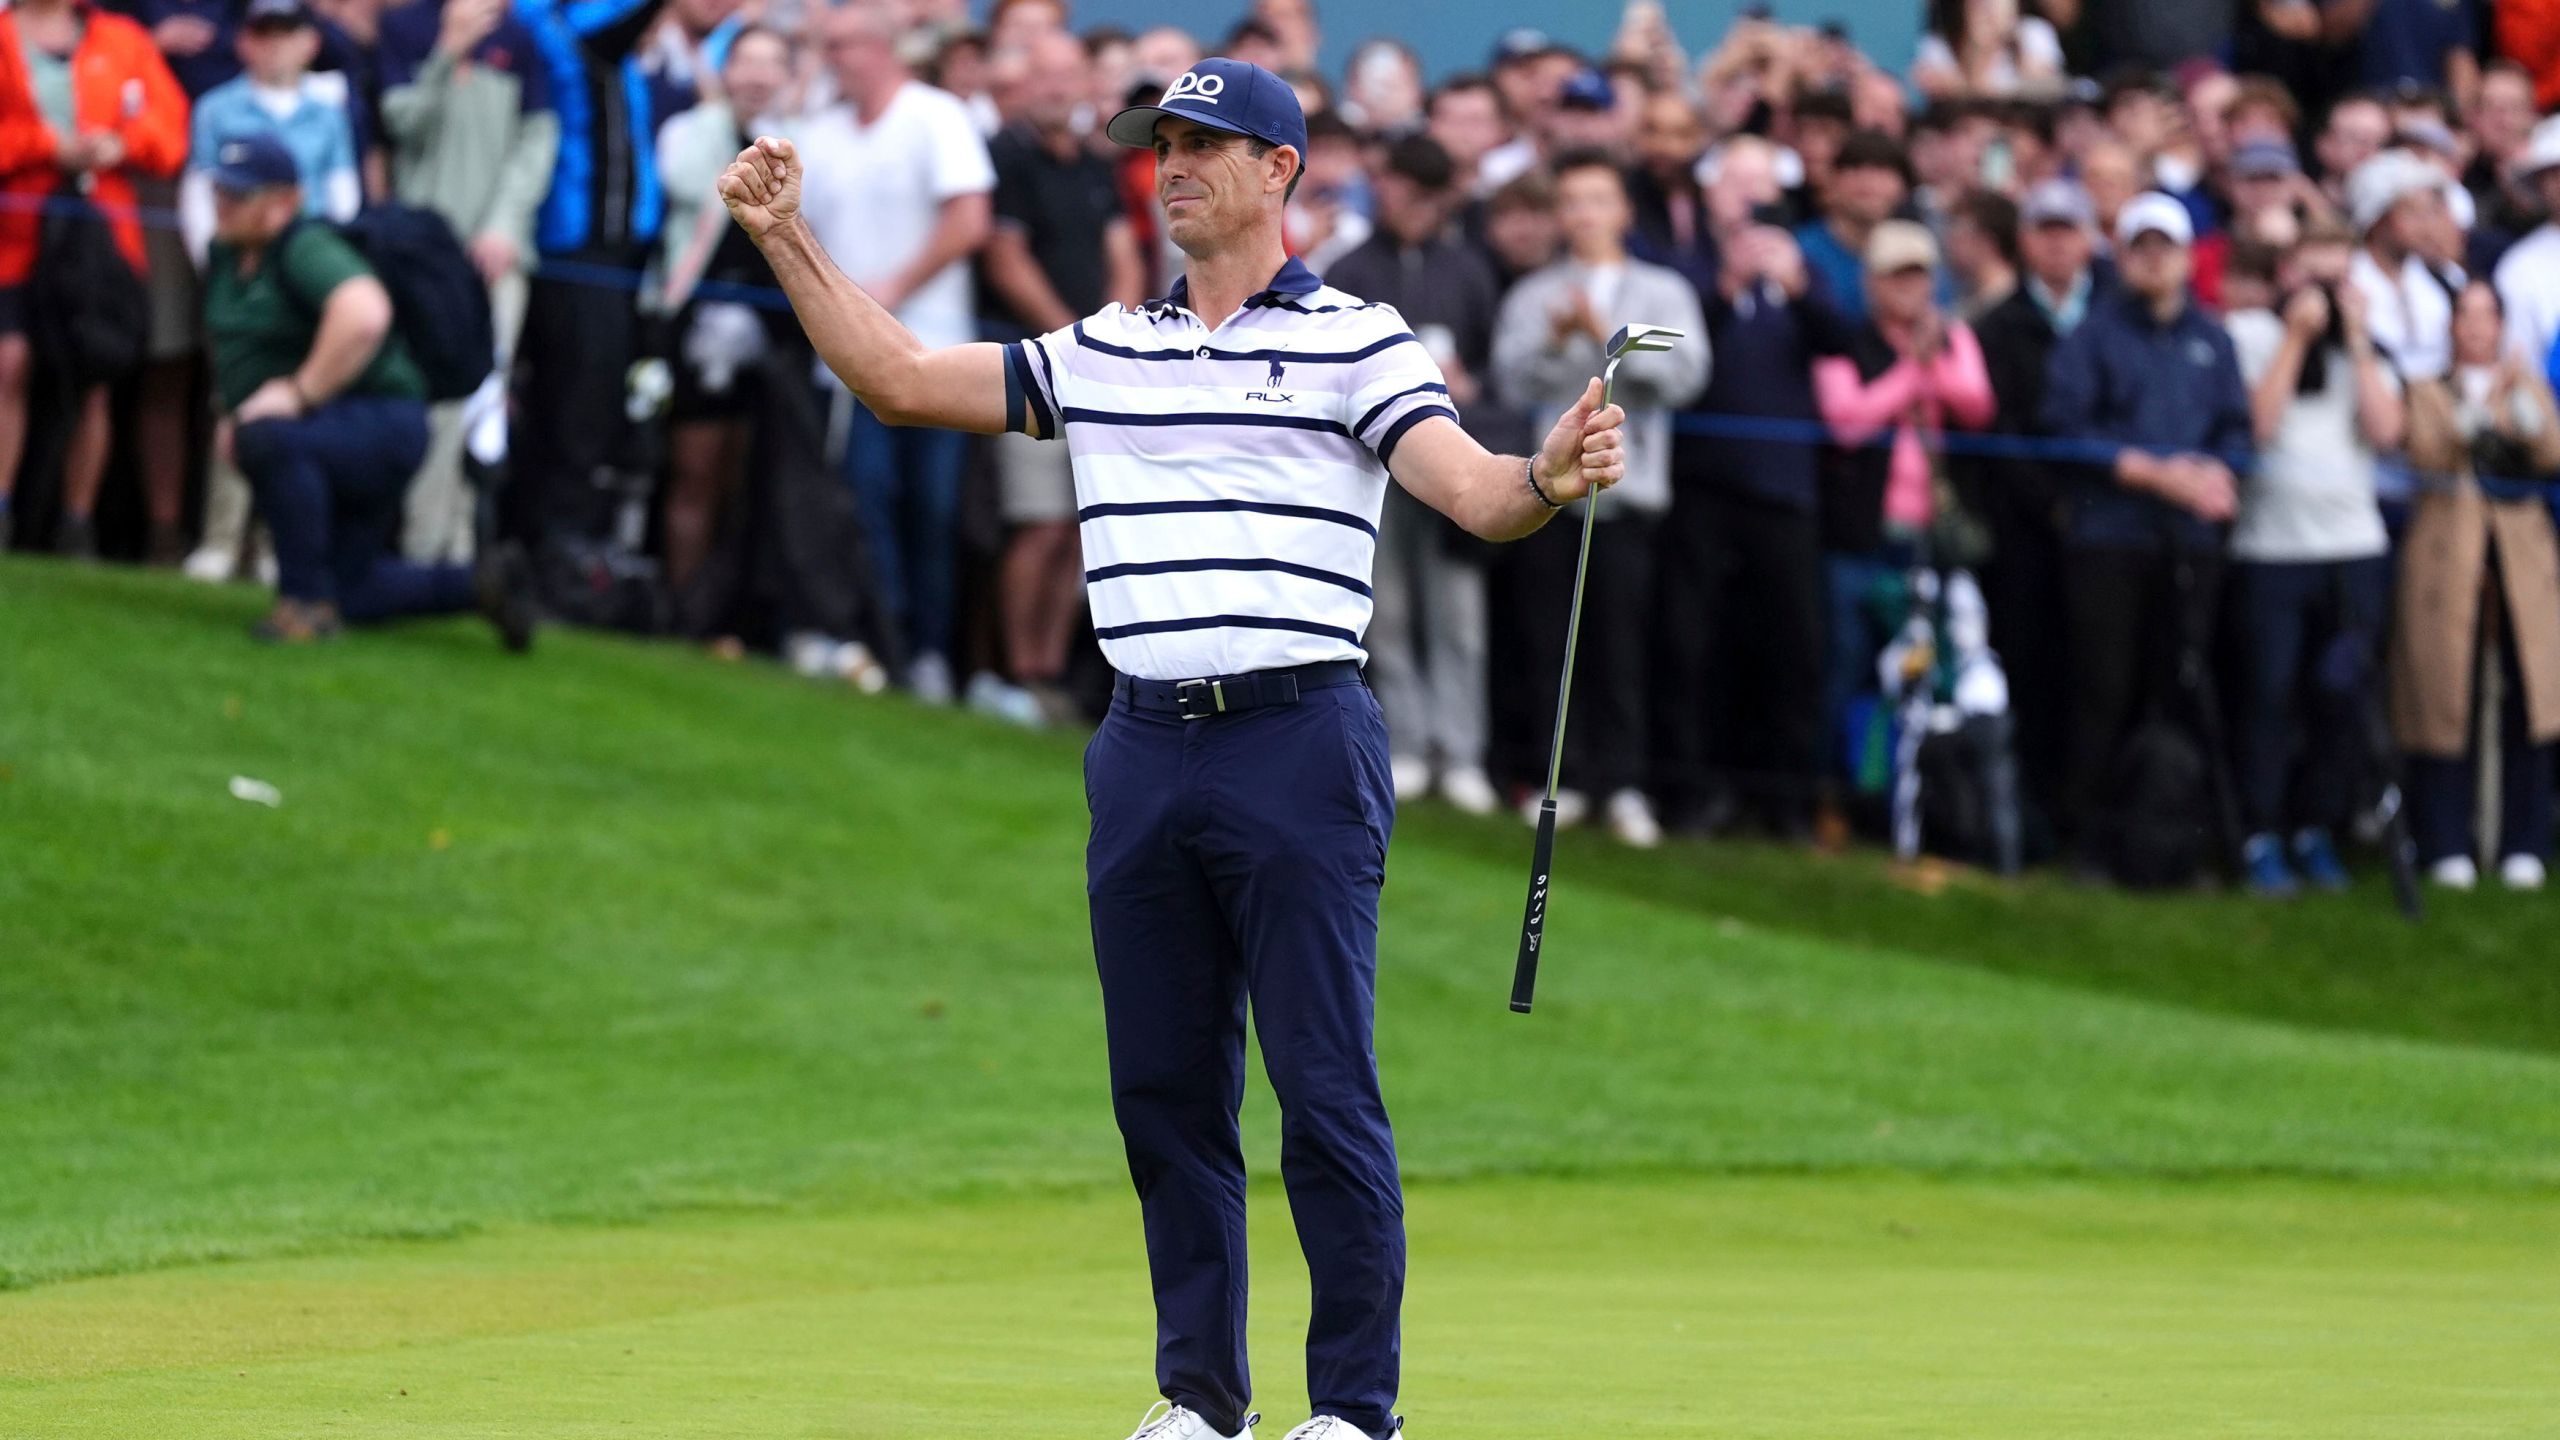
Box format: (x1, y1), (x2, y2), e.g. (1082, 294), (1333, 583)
(2222, 218), (2403, 896)
(2393, 280), (2560, 890)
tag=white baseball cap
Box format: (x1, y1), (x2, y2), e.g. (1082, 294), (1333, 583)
(2348, 148), (2442, 232)
(2523, 114), (2560, 177)
(2114, 191), (2193, 248)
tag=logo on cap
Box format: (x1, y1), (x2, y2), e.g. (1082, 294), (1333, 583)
(221, 142), (250, 165)
(1164, 70), (1226, 106)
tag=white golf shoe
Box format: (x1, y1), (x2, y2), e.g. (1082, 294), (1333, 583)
(1438, 763), (1500, 816)
(1605, 787), (1663, 849)
(1279, 1417), (1402, 1440)
(2430, 855), (2479, 891)
(2501, 853), (2546, 891)
(1389, 755), (1432, 802)
(1124, 1401), (1257, 1440)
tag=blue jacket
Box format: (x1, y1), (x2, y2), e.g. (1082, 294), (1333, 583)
(518, 0), (671, 256)
(2040, 288), (2254, 551)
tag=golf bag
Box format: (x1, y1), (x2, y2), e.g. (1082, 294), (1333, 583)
(1878, 567), (2024, 873)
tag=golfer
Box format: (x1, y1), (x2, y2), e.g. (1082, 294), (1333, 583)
(719, 57), (1625, 1440)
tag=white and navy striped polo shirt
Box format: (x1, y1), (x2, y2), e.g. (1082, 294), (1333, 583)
(1000, 256), (1458, 682)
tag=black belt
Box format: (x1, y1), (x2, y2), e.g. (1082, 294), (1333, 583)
(1114, 660), (1365, 720)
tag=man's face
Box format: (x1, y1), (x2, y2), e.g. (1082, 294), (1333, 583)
(1131, 27), (1198, 83)
(2079, 145), (2138, 225)
(2477, 74), (2537, 157)
(2108, 90), (2170, 155)
(1152, 116), (1291, 257)
(2379, 186), (2449, 254)
(1554, 165), (1630, 254)
(722, 33), (792, 119)
(2230, 167), (2291, 219)
(822, 11), (894, 93)
(2019, 217), (2091, 288)
(1793, 117), (1848, 189)
(1708, 140), (1779, 230)
(987, 0), (1063, 54)
(1485, 198), (1558, 273)
(1428, 88), (1504, 172)
(1829, 161), (1903, 227)
(1372, 170), (1445, 245)
(212, 184), (297, 245)
(1546, 101), (1626, 157)
(1015, 33), (1089, 130)
(2119, 230), (2190, 300)
(238, 19), (318, 85)
(2320, 101), (2389, 179)
(1635, 93), (1703, 178)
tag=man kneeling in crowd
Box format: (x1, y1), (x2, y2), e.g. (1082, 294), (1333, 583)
(205, 134), (534, 647)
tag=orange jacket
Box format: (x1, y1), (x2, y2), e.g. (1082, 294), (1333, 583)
(0, 4), (186, 286)
(2501, 0), (2560, 110)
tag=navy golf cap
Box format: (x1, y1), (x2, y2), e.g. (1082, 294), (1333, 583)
(1106, 58), (1307, 160)
(210, 133), (299, 193)
(243, 0), (312, 25)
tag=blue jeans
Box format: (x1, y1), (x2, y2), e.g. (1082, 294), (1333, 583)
(1084, 680), (1402, 1438)
(235, 396), (471, 622)
(2229, 556), (2389, 834)
(840, 398), (968, 662)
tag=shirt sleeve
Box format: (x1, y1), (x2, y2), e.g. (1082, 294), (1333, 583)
(1341, 315), (1458, 466)
(929, 92), (996, 201)
(1002, 319), (1076, 440)
(281, 224), (374, 309)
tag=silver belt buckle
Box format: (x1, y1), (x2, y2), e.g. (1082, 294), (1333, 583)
(1174, 677), (1226, 720)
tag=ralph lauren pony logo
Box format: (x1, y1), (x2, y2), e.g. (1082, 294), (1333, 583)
(1246, 356), (1291, 405)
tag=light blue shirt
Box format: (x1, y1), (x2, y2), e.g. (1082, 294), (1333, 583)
(188, 74), (360, 220)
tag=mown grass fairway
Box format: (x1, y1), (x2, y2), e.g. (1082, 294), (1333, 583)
(4, 558), (2558, 1436)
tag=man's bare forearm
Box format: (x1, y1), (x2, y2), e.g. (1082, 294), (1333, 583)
(753, 216), (931, 421)
(1431, 450), (1561, 541)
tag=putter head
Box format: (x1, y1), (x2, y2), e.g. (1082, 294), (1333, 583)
(1605, 322), (1685, 359)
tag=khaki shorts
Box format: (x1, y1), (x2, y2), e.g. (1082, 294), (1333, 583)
(995, 428), (1077, 525)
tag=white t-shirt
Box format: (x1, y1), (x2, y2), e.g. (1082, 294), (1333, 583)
(2225, 308), (2392, 563)
(797, 81), (996, 349)
(2349, 247), (2456, 383)
(2494, 224), (2560, 371)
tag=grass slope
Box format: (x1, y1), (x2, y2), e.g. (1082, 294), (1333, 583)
(4, 559), (2559, 1294)
(7, 1178), (2560, 1438)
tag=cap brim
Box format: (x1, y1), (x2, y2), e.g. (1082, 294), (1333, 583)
(209, 169), (270, 194)
(1106, 102), (1260, 150)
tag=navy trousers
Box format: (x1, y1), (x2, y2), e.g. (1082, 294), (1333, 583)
(2228, 555), (2390, 835)
(236, 396), (473, 622)
(1084, 677), (1403, 1438)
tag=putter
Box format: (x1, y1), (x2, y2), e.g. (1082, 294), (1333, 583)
(1510, 322), (1684, 1014)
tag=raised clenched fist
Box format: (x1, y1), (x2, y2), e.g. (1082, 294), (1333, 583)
(718, 136), (802, 242)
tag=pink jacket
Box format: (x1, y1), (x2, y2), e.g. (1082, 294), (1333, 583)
(1814, 320), (1996, 531)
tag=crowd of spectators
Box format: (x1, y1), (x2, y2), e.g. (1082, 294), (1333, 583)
(10, 0), (2560, 896)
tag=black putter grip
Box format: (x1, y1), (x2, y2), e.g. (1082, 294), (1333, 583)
(1510, 800), (1558, 1013)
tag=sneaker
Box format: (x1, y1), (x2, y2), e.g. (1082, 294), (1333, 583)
(55, 513), (97, 561)
(474, 540), (538, 654)
(1125, 1401), (1256, 1440)
(1438, 764), (1499, 816)
(1389, 755), (1432, 802)
(2429, 855), (2479, 891)
(181, 544), (237, 584)
(250, 598), (342, 645)
(832, 641), (890, 694)
(908, 651), (955, 705)
(2500, 854), (2546, 891)
(2242, 833), (2298, 899)
(1605, 787), (1662, 849)
(785, 631), (838, 678)
(2290, 828), (2349, 892)
(966, 671), (1047, 728)
(1279, 1417), (1401, 1440)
